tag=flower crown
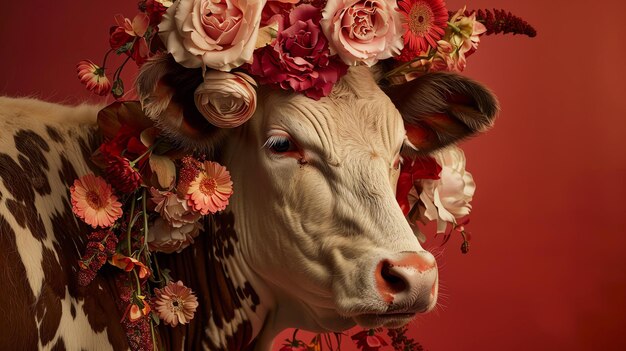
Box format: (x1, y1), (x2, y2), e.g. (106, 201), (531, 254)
(79, 0), (535, 127)
(74, 1), (535, 350)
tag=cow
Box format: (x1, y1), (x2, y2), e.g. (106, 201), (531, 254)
(0, 63), (497, 350)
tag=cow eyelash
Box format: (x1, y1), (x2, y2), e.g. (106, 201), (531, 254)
(263, 135), (298, 154)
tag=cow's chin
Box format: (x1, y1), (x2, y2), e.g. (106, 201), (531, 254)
(302, 306), (419, 332)
(353, 313), (416, 329)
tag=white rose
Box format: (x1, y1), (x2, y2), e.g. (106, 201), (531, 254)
(418, 145), (475, 232)
(194, 71), (257, 128)
(159, 0), (266, 71)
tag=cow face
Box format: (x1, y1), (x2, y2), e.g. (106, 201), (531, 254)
(137, 59), (498, 333)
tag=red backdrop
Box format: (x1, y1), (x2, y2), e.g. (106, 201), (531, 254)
(2, 0), (625, 350)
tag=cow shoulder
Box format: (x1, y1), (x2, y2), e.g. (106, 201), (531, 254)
(0, 97), (127, 350)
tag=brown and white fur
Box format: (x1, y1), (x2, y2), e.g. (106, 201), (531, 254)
(0, 64), (497, 350)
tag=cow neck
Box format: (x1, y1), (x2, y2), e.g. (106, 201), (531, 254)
(154, 210), (270, 350)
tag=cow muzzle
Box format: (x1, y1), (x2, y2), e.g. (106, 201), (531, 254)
(354, 251), (438, 328)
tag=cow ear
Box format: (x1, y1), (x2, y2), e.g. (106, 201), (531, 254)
(384, 72), (499, 154)
(136, 55), (221, 149)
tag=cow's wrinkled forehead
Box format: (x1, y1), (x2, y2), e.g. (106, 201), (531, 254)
(260, 67), (404, 160)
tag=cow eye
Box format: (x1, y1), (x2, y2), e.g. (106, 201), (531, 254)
(264, 135), (297, 154)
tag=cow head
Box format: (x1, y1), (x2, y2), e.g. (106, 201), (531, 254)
(137, 57), (498, 333)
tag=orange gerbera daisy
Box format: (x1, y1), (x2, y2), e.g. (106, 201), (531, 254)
(398, 0), (448, 58)
(154, 281), (199, 327)
(186, 161), (233, 215)
(70, 174), (122, 228)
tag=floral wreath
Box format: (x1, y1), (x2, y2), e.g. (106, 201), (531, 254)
(74, 0), (535, 350)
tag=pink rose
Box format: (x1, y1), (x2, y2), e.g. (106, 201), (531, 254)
(321, 0), (403, 66)
(159, 0), (266, 71)
(148, 218), (203, 253)
(150, 188), (202, 228)
(250, 4), (349, 100)
(194, 71), (258, 128)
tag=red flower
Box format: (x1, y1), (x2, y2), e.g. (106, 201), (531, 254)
(279, 345), (307, 351)
(250, 4), (348, 100)
(261, 0), (296, 27)
(110, 253), (151, 279)
(140, 0), (169, 25)
(95, 102), (152, 168)
(396, 155), (442, 215)
(76, 60), (111, 96)
(397, 0), (448, 59)
(109, 13), (151, 65)
(351, 329), (388, 351)
(105, 155), (143, 193)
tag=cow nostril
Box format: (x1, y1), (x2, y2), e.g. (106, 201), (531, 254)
(379, 260), (407, 294)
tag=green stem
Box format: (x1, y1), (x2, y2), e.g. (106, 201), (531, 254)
(130, 140), (161, 167)
(133, 269), (142, 296)
(150, 319), (157, 351)
(101, 49), (114, 70)
(153, 253), (163, 285)
(291, 329), (300, 346)
(113, 53), (132, 81)
(127, 198), (136, 256)
(447, 21), (461, 34)
(138, 188), (150, 258)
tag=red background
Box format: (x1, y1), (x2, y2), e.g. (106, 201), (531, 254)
(2, 0), (625, 350)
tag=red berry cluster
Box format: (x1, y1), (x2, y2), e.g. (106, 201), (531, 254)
(386, 326), (424, 351)
(78, 230), (118, 286)
(468, 9), (537, 37)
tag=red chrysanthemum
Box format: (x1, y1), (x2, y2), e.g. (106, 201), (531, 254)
(398, 0), (448, 59)
(105, 155), (143, 193)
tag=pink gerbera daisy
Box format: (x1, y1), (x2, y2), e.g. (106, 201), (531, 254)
(186, 161), (233, 215)
(154, 281), (199, 327)
(70, 174), (123, 228)
(398, 0), (448, 58)
(76, 60), (112, 96)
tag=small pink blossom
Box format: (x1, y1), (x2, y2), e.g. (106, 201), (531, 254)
(154, 281), (199, 327)
(186, 161), (233, 215)
(76, 60), (111, 96)
(70, 174), (122, 228)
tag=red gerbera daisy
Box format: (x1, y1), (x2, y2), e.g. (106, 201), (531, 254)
(398, 0), (448, 59)
(76, 60), (112, 96)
